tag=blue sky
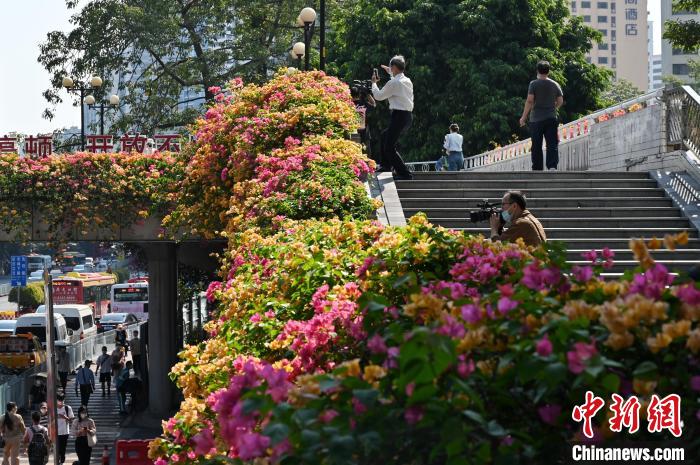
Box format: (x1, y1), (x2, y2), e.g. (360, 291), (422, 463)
(0, 1), (663, 135)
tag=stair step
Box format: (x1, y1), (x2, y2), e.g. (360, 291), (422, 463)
(455, 228), (698, 239)
(401, 198), (675, 208)
(567, 249), (700, 260)
(405, 207), (684, 219)
(397, 188), (667, 199)
(433, 218), (691, 229)
(410, 171), (652, 180)
(395, 179), (659, 189)
(556, 238), (700, 249)
(568, 260), (697, 273)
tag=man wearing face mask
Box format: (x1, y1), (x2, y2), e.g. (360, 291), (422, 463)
(489, 191), (546, 247)
(55, 394), (73, 465)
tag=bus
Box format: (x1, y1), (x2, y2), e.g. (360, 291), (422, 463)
(27, 254), (52, 272)
(56, 251), (86, 272)
(110, 282), (149, 320)
(52, 273), (117, 318)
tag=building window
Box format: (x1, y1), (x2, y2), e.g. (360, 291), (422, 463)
(611, 16), (616, 26)
(581, 0), (591, 7)
(672, 48), (687, 55)
(673, 9), (696, 15)
(611, 43), (616, 55)
(597, 1), (608, 7)
(598, 57), (609, 64)
(611, 30), (616, 41)
(571, 0), (577, 11)
(599, 43), (609, 50)
(583, 15), (591, 22)
(586, 57), (592, 64)
(612, 57), (617, 68)
(598, 15), (608, 22)
(673, 64), (690, 75)
(611, 1), (616, 12)
(598, 29), (608, 36)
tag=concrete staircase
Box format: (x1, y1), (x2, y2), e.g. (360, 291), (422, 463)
(397, 171), (699, 273)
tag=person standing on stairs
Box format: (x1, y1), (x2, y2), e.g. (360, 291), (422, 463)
(24, 411), (50, 465)
(1, 402), (25, 465)
(75, 361), (96, 407)
(72, 406), (95, 465)
(55, 394), (73, 465)
(371, 55), (414, 181)
(519, 60), (563, 171)
(443, 124), (464, 171)
(56, 345), (70, 393)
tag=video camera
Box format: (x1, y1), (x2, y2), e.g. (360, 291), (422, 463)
(469, 200), (503, 223)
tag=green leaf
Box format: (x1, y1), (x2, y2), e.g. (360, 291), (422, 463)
(485, 420), (508, 437)
(601, 373), (621, 393)
(633, 361), (659, 380)
(263, 423), (289, 445)
(463, 410), (485, 425)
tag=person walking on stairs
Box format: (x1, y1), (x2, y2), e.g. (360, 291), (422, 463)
(72, 406), (96, 465)
(24, 411), (50, 465)
(0, 402), (26, 465)
(55, 394), (73, 465)
(75, 361), (96, 407)
(95, 346), (112, 397)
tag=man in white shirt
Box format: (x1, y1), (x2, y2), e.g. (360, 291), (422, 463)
(371, 55), (414, 180)
(443, 123), (464, 171)
(55, 394), (74, 465)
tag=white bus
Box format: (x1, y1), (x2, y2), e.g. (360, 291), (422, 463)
(27, 254), (52, 272)
(110, 282), (149, 319)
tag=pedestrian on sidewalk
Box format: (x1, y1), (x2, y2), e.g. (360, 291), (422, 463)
(129, 331), (141, 375)
(443, 124), (464, 171)
(75, 361), (96, 407)
(30, 378), (47, 412)
(115, 361), (133, 414)
(72, 406), (96, 465)
(1, 402), (26, 465)
(371, 55), (415, 180)
(56, 345), (70, 393)
(110, 347), (125, 379)
(24, 411), (50, 465)
(115, 325), (128, 352)
(95, 346), (112, 397)
(519, 60), (564, 171)
(55, 394), (73, 465)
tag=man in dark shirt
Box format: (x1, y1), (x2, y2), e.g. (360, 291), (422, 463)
(519, 60), (564, 171)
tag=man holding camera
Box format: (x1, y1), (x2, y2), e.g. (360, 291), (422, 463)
(489, 191), (546, 247)
(371, 55), (414, 180)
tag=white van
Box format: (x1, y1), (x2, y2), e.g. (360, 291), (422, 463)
(36, 304), (96, 342)
(14, 314), (71, 347)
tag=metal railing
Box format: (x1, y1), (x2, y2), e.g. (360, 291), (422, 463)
(404, 91), (660, 172)
(665, 85), (700, 156)
(0, 322), (147, 410)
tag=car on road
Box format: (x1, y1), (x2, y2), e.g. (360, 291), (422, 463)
(0, 320), (16, 336)
(0, 334), (45, 371)
(27, 271), (44, 283)
(36, 304), (97, 342)
(14, 313), (71, 347)
(96, 312), (139, 333)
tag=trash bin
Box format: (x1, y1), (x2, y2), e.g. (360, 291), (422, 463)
(115, 439), (152, 465)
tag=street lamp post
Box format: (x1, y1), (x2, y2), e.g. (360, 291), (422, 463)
(319, 0), (326, 71)
(62, 76), (103, 151)
(292, 42), (306, 70)
(299, 7), (317, 71)
(87, 94), (120, 135)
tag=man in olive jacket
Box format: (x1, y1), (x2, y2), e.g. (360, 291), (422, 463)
(489, 191), (546, 247)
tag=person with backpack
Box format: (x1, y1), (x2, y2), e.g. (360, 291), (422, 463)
(1, 402), (26, 465)
(115, 361), (133, 414)
(24, 411), (50, 465)
(72, 406), (96, 465)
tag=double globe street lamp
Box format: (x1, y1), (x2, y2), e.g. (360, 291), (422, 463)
(292, 4), (325, 71)
(62, 75), (119, 151)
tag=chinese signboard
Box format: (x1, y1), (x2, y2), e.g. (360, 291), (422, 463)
(10, 256), (28, 287)
(624, 0), (638, 36)
(0, 133), (184, 157)
(52, 281), (82, 305)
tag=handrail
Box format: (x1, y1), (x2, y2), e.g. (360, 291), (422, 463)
(405, 90), (661, 172)
(664, 85), (700, 157)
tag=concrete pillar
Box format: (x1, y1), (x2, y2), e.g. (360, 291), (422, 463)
(142, 242), (179, 417)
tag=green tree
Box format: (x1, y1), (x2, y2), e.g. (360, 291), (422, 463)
(328, 0), (610, 161)
(39, 0), (307, 134)
(663, 0), (700, 52)
(601, 79), (644, 106)
(662, 74), (687, 87)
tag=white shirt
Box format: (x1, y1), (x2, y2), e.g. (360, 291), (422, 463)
(444, 133), (463, 152)
(56, 405), (74, 436)
(372, 73), (414, 112)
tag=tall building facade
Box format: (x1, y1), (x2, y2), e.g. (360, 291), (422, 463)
(661, 0), (699, 83)
(569, 0), (649, 90)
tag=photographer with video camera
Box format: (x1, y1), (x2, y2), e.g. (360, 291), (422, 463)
(371, 55), (414, 180)
(482, 191), (546, 247)
(350, 81), (376, 159)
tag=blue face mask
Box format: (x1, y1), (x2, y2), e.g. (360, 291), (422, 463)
(501, 209), (512, 224)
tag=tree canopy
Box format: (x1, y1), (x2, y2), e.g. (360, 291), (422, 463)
(328, 0), (610, 161)
(601, 79), (644, 106)
(39, 0), (307, 134)
(663, 0), (700, 52)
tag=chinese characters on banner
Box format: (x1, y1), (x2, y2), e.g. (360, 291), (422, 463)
(572, 391), (683, 439)
(624, 0), (638, 36)
(0, 133), (183, 157)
